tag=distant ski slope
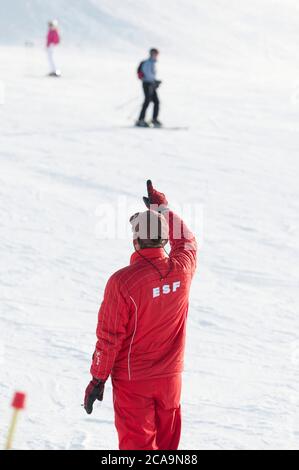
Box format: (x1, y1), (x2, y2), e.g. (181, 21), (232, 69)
(1, 0), (299, 63)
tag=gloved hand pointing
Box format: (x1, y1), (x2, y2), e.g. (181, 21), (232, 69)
(143, 180), (168, 211)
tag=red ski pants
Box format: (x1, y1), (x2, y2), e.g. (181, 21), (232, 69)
(112, 375), (182, 450)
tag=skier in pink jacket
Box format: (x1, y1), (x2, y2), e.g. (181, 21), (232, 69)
(46, 20), (61, 77)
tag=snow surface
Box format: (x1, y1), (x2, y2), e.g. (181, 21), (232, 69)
(0, 0), (299, 450)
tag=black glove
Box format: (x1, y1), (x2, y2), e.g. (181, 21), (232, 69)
(84, 378), (105, 414)
(154, 80), (162, 89)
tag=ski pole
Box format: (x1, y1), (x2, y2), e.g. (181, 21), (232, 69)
(5, 391), (26, 450)
(115, 95), (139, 111)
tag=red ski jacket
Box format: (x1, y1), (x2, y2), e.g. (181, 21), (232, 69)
(47, 30), (60, 47)
(90, 210), (197, 381)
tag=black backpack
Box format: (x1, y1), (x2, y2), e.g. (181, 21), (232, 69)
(137, 61), (145, 80)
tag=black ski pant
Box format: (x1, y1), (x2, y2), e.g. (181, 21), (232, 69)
(139, 82), (159, 121)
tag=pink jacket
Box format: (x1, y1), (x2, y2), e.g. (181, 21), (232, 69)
(47, 30), (60, 47)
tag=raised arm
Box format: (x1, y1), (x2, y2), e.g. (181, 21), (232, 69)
(143, 180), (197, 273)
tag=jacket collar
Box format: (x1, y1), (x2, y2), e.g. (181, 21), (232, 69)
(130, 248), (167, 265)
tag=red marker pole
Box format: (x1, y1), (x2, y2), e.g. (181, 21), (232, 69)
(5, 392), (26, 450)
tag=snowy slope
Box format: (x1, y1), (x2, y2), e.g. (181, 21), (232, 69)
(2, 0), (299, 62)
(0, 1), (299, 450)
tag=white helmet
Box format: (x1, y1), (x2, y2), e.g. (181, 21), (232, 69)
(130, 210), (169, 246)
(49, 19), (58, 28)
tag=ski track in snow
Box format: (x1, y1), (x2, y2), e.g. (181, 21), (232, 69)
(1, 1), (299, 450)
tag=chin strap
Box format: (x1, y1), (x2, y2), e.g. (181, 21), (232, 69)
(135, 246), (173, 281)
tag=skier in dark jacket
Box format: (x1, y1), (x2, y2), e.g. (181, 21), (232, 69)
(136, 48), (162, 128)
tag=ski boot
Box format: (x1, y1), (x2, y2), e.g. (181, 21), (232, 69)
(151, 119), (162, 128)
(135, 119), (150, 128)
(48, 70), (61, 77)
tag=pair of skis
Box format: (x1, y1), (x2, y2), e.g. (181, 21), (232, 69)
(134, 124), (189, 131)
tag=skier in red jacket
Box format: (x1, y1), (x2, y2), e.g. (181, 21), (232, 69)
(84, 180), (197, 450)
